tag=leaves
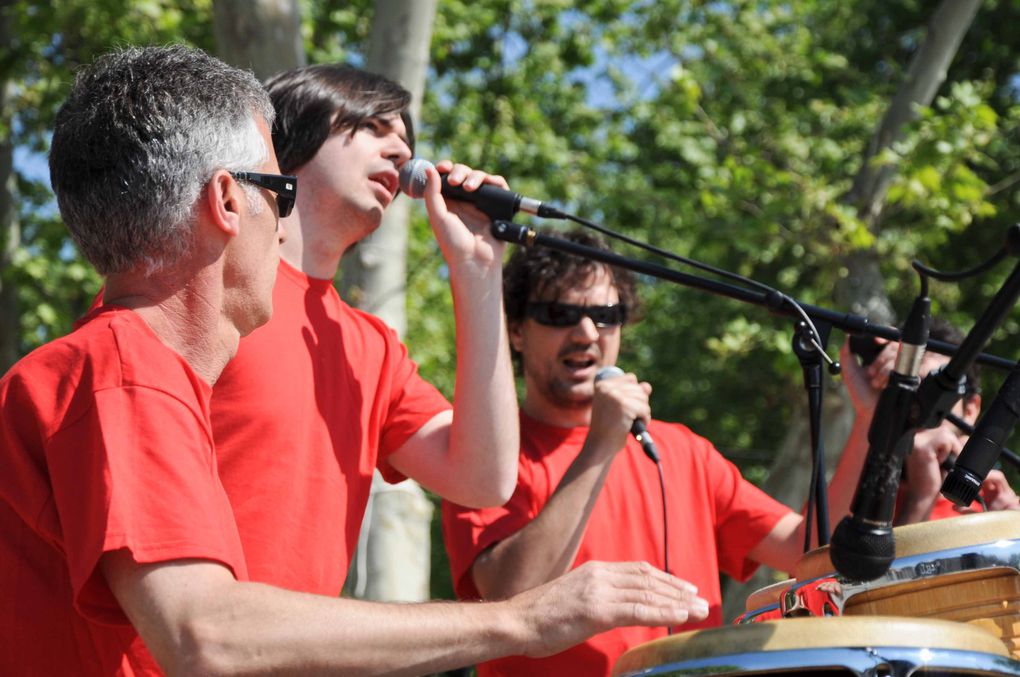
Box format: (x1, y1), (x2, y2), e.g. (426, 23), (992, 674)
(4, 0), (1018, 484)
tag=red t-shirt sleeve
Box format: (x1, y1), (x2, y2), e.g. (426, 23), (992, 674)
(701, 437), (791, 581)
(442, 463), (540, 600)
(46, 386), (245, 625)
(374, 326), (452, 483)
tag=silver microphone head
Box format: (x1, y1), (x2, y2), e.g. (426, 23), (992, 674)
(398, 157), (433, 199)
(594, 365), (624, 383)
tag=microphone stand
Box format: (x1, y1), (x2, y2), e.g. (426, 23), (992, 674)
(793, 320), (835, 548)
(491, 220), (1018, 550)
(491, 221), (1016, 369)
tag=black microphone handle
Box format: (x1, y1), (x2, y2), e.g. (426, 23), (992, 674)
(629, 419), (660, 463)
(830, 291), (929, 582)
(830, 373), (919, 581)
(943, 359), (1020, 506)
(438, 176), (523, 221)
(594, 366), (660, 463)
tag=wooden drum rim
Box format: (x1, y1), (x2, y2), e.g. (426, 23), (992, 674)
(612, 616), (1010, 676)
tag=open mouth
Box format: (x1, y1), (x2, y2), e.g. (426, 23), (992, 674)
(562, 356), (598, 373)
(369, 171), (399, 199)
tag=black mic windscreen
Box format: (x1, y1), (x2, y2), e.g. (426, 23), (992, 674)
(829, 516), (894, 581)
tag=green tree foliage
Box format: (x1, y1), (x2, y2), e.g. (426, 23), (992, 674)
(10, 0), (1015, 457)
(400, 1), (1020, 475)
(4, 0), (1018, 599)
(1, 0), (214, 358)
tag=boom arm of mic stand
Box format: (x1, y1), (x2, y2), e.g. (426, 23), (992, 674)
(491, 221), (1015, 370)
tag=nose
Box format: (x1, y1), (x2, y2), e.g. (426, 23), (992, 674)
(570, 315), (601, 342)
(388, 134), (413, 166)
(277, 218), (288, 244)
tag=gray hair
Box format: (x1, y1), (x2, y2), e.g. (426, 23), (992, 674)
(49, 45), (275, 275)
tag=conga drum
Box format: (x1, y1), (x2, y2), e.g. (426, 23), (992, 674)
(612, 617), (1020, 677)
(771, 512), (1020, 657)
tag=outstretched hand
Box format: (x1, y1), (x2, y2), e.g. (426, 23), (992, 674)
(509, 560), (709, 658)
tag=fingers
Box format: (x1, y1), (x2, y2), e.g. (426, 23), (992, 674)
(580, 561), (710, 629)
(593, 374), (652, 431)
(865, 342), (897, 391)
(982, 470), (1020, 511)
(840, 339), (878, 412)
(434, 160), (510, 191)
(519, 561), (710, 658)
(421, 163), (449, 225)
(421, 163), (502, 266)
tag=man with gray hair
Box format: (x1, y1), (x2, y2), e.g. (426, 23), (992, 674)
(0, 44), (290, 672)
(0, 46), (709, 675)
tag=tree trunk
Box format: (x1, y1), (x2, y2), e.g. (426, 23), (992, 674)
(343, 0), (438, 604)
(0, 4), (20, 374)
(722, 0), (983, 621)
(212, 0), (305, 79)
(845, 0), (984, 229)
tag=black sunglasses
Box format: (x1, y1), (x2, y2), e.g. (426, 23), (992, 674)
(230, 171), (297, 218)
(525, 301), (628, 328)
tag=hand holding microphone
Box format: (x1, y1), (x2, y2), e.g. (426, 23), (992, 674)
(594, 366), (660, 463)
(399, 157), (567, 221)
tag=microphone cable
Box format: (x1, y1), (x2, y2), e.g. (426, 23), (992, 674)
(652, 453), (673, 635)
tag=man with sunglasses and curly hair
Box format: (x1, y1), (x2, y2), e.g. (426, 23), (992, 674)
(443, 228), (867, 676)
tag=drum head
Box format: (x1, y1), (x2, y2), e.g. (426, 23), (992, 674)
(797, 512), (1020, 582)
(612, 616), (1010, 676)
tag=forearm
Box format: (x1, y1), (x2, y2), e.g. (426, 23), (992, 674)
(474, 443), (615, 599)
(895, 492), (936, 525)
(105, 552), (521, 676)
(446, 267), (519, 505)
(106, 553), (709, 675)
(825, 411), (873, 535)
(184, 583), (524, 676)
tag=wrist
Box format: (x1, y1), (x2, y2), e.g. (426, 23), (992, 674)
(494, 596), (538, 655)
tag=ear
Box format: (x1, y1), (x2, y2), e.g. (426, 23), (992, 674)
(206, 170), (242, 237)
(963, 394), (981, 425)
(508, 320), (525, 354)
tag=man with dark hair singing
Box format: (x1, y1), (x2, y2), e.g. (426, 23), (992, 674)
(443, 228), (869, 676)
(195, 63), (711, 673)
(1, 49), (712, 675)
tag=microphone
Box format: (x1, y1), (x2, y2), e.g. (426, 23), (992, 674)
(942, 361), (1020, 506)
(830, 291), (930, 581)
(594, 366), (660, 463)
(398, 158), (567, 221)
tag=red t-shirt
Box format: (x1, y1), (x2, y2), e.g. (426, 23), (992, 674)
(0, 306), (247, 674)
(897, 490), (985, 522)
(442, 413), (791, 677)
(211, 259), (451, 594)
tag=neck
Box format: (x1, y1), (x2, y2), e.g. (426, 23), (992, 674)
(520, 394), (593, 429)
(104, 269), (239, 385)
(280, 205), (368, 280)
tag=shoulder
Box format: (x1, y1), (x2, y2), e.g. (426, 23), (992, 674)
(648, 419), (715, 452)
(3, 309), (206, 436)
